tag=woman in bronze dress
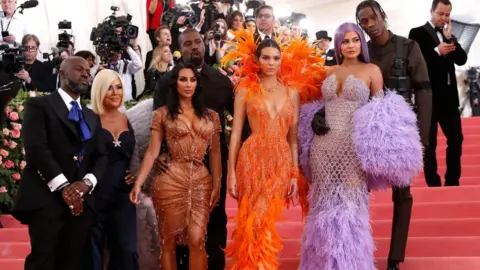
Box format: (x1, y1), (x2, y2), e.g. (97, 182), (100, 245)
(130, 62), (222, 270)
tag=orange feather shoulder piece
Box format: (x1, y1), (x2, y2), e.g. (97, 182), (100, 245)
(220, 28), (328, 104)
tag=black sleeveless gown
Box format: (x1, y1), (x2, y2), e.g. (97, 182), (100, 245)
(91, 123), (138, 270)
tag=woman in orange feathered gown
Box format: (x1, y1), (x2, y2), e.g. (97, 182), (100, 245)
(223, 29), (326, 269)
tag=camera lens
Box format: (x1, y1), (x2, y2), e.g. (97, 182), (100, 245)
(125, 25), (138, 39)
(188, 15), (199, 26)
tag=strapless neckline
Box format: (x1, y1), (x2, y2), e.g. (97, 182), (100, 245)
(326, 74), (369, 97)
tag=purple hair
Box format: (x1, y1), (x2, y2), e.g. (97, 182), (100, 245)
(334, 22), (370, 64)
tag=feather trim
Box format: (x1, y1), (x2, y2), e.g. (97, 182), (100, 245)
(352, 90), (423, 189)
(221, 28), (328, 104)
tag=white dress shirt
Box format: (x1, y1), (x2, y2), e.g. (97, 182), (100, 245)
(47, 88), (98, 193)
(429, 21), (445, 56)
(258, 30), (272, 41)
(109, 47), (143, 101)
(0, 14), (28, 47)
(428, 21), (451, 85)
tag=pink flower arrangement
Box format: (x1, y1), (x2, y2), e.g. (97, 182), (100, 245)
(0, 149), (8, 157)
(11, 129), (20, 138)
(9, 112), (19, 121)
(9, 141), (17, 149)
(3, 160), (14, 169)
(0, 90), (41, 213)
(11, 173), (21, 181)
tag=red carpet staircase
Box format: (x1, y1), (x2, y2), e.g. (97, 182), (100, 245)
(1, 118), (480, 270)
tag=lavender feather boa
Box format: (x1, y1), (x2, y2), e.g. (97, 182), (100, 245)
(352, 91), (423, 190)
(298, 101), (325, 181)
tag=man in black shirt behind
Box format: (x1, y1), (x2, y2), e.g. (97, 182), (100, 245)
(356, 1), (433, 270)
(153, 28), (233, 270)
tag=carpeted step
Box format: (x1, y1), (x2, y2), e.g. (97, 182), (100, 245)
(2, 237), (480, 260)
(226, 186), (480, 208)
(225, 257), (480, 270)
(225, 201), (480, 221)
(225, 218), (480, 239)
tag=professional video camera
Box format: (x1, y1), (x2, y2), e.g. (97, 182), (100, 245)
(41, 20), (73, 72)
(90, 6), (139, 63)
(0, 46), (25, 125)
(57, 20), (73, 50)
(161, 6), (199, 28)
(0, 45), (26, 74)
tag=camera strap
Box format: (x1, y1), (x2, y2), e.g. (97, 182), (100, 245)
(122, 59), (128, 74)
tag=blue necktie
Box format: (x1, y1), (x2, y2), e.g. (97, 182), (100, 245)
(68, 101), (92, 165)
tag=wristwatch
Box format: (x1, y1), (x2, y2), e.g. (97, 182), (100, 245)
(83, 178), (93, 191)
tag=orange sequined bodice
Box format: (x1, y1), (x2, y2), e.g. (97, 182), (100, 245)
(246, 95), (294, 136)
(227, 93), (294, 269)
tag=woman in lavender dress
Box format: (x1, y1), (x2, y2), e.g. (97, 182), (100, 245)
(300, 23), (384, 270)
(299, 22), (422, 270)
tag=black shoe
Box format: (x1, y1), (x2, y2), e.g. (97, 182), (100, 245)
(387, 261), (400, 270)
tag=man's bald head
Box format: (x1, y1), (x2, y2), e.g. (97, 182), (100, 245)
(59, 56), (90, 96)
(60, 56), (88, 72)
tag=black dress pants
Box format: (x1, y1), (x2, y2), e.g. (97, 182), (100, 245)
(423, 102), (463, 186)
(24, 200), (94, 270)
(388, 186), (413, 262)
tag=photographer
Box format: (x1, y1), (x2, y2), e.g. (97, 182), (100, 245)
(91, 9), (142, 101)
(204, 18), (228, 65)
(96, 30), (142, 101)
(191, 0), (227, 33)
(168, 6), (205, 52)
(14, 34), (52, 92)
(0, 0), (28, 47)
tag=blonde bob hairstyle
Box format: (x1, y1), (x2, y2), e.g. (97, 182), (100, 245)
(91, 69), (125, 115)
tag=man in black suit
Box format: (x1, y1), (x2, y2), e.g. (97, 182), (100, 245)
(409, 0), (468, 187)
(254, 5), (276, 42)
(315, 30), (337, 66)
(12, 57), (108, 270)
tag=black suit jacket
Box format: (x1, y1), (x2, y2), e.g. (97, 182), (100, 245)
(12, 91), (108, 223)
(253, 31), (278, 44)
(408, 22), (468, 107)
(323, 49), (337, 66)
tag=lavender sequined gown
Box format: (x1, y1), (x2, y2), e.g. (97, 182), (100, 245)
(300, 75), (375, 270)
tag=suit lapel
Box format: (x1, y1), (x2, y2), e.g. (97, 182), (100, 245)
(423, 22), (440, 45)
(47, 92), (78, 137)
(82, 108), (98, 136)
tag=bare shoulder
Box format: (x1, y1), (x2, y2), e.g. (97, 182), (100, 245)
(289, 88), (300, 102)
(366, 63), (381, 73)
(326, 65), (339, 77)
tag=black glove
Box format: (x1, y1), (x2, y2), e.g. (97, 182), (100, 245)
(311, 107), (329, 136)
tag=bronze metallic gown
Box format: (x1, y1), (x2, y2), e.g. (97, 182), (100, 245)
(150, 107), (222, 243)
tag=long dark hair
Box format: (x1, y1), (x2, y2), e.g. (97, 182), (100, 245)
(255, 38), (281, 58)
(166, 62), (209, 120)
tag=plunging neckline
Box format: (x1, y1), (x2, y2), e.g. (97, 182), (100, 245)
(103, 129), (129, 142)
(176, 114), (201, 132)
(262, 97), (290, 120)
